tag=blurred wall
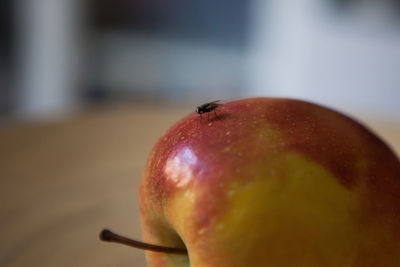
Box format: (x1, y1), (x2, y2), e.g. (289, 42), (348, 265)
(2, 0), (400, 120)
(247, 0), (400, 118)
(0, 0), (12, 114)
(13, 0), (83, 118)
(86, 0), (249, 102)
(90, 33), (245, 101)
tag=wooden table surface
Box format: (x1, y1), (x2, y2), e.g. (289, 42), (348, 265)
(0, 104), (399, 267)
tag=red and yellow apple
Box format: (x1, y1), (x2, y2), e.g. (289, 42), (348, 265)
(139, 98), (400, 267)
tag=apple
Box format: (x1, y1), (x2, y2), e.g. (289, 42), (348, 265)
(139, 97), (400, 266)
(102, 98), (400, 266)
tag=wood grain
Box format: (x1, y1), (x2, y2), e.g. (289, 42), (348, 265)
(0, 104), (189, 267)
(0, 104), (398, 267)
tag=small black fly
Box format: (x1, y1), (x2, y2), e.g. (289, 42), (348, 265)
(196, 100), (221, 120)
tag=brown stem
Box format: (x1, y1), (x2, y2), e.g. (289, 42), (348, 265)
(100, 229), (188, 255)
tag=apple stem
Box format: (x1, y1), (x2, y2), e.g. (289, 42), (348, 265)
(100, 229), (188, 255)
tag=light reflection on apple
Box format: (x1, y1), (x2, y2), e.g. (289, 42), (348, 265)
(165, 146), (198, 188)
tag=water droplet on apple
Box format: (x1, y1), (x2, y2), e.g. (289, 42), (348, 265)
(223, 146), (231, 152)
(227, 190), (236, 197)
(198, 228), (206, 235)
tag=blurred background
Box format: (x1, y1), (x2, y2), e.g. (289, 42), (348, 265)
(0, 0), (399, 266)
(0, 0), (399, 119)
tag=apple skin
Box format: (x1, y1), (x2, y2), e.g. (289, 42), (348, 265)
(139, 98), (400, 267)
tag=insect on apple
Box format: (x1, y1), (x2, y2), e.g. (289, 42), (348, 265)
(196, 100), (221, 120)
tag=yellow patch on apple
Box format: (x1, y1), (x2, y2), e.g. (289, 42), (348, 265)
(203, 152), (363, 267)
